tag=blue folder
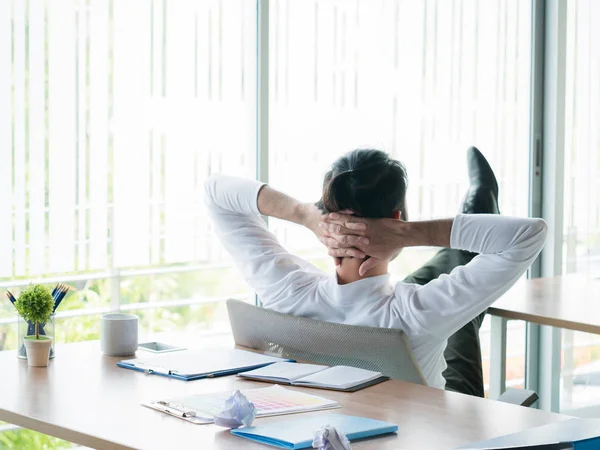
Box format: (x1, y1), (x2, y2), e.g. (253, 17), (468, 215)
(117, 349), (293, 381)
(456, 418), (600, 450)
(231, 413), (398, 449)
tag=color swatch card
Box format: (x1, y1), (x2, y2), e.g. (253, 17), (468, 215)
(231, 413), (399, 449)
(143, 385), (340, 424)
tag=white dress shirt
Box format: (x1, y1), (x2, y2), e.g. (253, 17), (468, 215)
(205, 174), (548, 389)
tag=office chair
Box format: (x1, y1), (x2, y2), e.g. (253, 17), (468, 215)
(226, 298), (426, 385)
(226, 299), (538, 407)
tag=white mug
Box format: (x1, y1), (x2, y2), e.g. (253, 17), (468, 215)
(100, 313), (138, 356)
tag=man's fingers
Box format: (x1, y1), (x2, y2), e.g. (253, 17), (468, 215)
(320, 237), (344, 249)
(324, 213), (368, 231)
(353, 236), (370, 246)
(334, 234), (369, 246)
(319, 223), (346, 235)
(358, 257), (382, 276)
(328, 248), (365, 258)
(320, 236), (352, 249)
(320, 235), (369, 248)
(319, 221), (366, 236)
(327, 247), (366, 259)
(346, 222), (368, 231)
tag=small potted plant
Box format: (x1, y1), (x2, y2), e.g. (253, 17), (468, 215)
(15, 284), (55, 367)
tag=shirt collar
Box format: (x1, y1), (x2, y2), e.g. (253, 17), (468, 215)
(324, 273), (394, 304)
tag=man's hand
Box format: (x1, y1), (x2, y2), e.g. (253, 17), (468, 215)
(297, 203), (326, 238)
(319, 212), (453, 275)
(295, 203), (344, 266)
(319, 212), (407, 275)
(256, 186), (345, 266)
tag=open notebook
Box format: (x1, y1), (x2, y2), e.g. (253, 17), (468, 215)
(238, 362), (389, 392)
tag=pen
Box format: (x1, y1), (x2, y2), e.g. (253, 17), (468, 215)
(53, 284), (69, 312)
(6, 291), (16, 307)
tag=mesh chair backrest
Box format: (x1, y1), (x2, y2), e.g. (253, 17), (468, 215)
(226, 299), (426, 385)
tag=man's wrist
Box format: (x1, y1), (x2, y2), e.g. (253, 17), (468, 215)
(291, 201), (311, 227)
(402, 221), (430, 247)
(424, 219), (453, 247)
(393, 219), (453, 248)
(257, 185), (304, 224)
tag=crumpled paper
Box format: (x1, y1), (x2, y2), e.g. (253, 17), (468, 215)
(312, 425), (352, 450)
(213, 390), (256, 429)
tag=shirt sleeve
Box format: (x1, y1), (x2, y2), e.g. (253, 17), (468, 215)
(204, 174), (326, 308)
(393, 214), (548, 341)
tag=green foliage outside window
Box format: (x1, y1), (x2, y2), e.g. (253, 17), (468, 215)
(0, 429), (72, 450)
(0, 266), (238, 449)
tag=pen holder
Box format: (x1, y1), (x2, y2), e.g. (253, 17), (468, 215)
(17, 314), (55, 360)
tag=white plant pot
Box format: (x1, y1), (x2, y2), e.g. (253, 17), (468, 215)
(23, 337), (53, 367)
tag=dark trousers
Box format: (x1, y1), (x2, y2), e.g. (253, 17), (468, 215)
(402, 248), (486, 397)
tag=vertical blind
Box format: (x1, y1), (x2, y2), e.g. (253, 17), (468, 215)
(564, 0), (600, 275)
(1, 0), (256, 280)
(2, 0), (536, 279)
(269, 0), (532, 254)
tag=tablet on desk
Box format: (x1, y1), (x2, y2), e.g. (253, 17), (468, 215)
(138, 342), (186, 353)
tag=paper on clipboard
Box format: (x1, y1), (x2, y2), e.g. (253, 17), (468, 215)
(143, 385), (340, 425)
(118, 348), (292, 380)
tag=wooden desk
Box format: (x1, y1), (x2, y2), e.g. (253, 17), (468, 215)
(487, 275), (600, 412)
(489, 275), (600, 334)
(0, 340), (567, 450)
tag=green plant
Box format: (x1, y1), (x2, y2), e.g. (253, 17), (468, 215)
(15, 285), (54, 340)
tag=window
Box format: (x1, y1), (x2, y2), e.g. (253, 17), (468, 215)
(559, 0), (600, 414)
(1, 0), (553, 445)
(268, 0), (532, 395)
(0, 0), (257, 355)
(562, 0), (600, 278)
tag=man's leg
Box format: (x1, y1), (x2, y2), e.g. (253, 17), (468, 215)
(402, 147), (500, 397)
(402, 248), (487, 397)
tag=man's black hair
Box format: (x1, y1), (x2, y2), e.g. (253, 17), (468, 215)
(316, 149), (408, 220)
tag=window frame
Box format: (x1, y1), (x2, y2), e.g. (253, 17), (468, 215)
(0, 0), (574, 416)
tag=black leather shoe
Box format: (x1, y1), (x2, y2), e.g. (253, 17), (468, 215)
(461, 146), (500, 214)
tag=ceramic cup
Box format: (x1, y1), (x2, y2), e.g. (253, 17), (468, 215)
(100, 313), (138, 356)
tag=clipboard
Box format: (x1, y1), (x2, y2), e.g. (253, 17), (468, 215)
(143, 385), (340, 425)
(117, 348), (293, 381)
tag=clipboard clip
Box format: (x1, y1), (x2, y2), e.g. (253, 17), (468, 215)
(134, 363), (177, 376)
(156, 401), (197, 418)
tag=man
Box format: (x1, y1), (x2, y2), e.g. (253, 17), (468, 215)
(205, 147), (547, 394)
